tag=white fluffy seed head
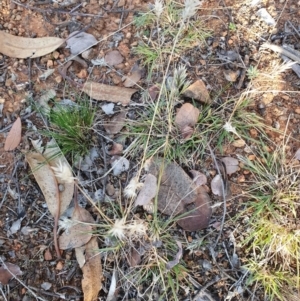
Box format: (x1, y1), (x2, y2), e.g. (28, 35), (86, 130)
(154, 0), (164, 18)
(223, 121), (238, 135)
(182, 0), (202, 21)
(51, 160), (75, 184)
(124, 177), (144, 198)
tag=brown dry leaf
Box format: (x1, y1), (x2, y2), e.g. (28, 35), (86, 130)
(127, 248), (141, 267)
(32, 139), (74, 216)
(82, 237), (102, 301)
(25, 152), (60, 218)
(175, 103), (199, 139)
(82, 82), (137, 106)
(181, 125), (194, 140)
(295, 148), (300, 160)
(44, 249), (52, 261)
(211, 174), (224, 196)
(104, 111), (126, 134)
(166, 241), (182, 270)
(75, 245), (86, 268)
(190, 170), (207, 187)
(135, 174), (157, 207)
(0, 31), (65, 58)
(221, 157), (239, 175)
(104, 50), (124, 66)
(148, 85), (160, 101)
(4, 117), (22, 151)
(59, 207), (94, 249)
(147, 158), (212, 231)
(0, 262), (23, 285)
(123, 64), (142, 87)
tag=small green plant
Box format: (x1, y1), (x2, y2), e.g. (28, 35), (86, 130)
(228, 22), (237, 31)
(43, 99), (96, 161)
(247, 65), (259, 80)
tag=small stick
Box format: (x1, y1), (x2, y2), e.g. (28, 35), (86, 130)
(262, 42), (300, 64)
(208, 144), (228, 249)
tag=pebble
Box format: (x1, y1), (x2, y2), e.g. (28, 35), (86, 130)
(249, 128), (258, 138)
(232, 139), (245, 148)
(223, 69), (240, 82)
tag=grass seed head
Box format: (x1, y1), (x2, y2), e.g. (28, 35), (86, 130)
(51, 159), (75, 183)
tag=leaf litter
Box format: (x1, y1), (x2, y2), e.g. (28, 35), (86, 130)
(0, 30), (65, 58)
(145, 158), (212, 231)
(4, 117), (22, 151)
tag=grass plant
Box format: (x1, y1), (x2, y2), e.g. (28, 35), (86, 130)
(42, 99), (96, 162)
(238, 142), (300, 300)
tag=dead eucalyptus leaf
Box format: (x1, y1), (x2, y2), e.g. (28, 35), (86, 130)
(32, 139), (74, 216)
(82, 81), (137, 106)
(295, 148), (300, 160)
(166, 241), (182, 270)
(104, 111), (126, 134)
(104, 50), (124, 66)
(25, 152), (59, 218)
(82, 237), (102, 301)
(75, 245), (86, 268)
(66, 31), (97, 55)
(190, 170), (207, 186)
(59, 223), (92, 250)
(221, 157), (239, 175)
(211, 174), (224, 196)
(0, 31), (65, 58)
(0, 262), (23, 285)
(127, 248), (141, 267)
(123, 64), (142, 87)
(177, 186), (212, 231)
(135, 174), (157, 207)
(4, 117), (21, 151)
(147, 158), (212, 231)
(175, 103), (199, 139)
(59, 207), (95, 250)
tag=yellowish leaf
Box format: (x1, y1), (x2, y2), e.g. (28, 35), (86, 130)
(82, 237), (102, 301)
(4, 117), (22, 151)
(82, 81), (137, 106)
(0, 31), (65, 58)
(25, 152), (59, 218)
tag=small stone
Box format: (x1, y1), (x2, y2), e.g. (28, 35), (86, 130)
(52, 51), (60, 59)
(249, 128), (258, 138)
(182, 79), (211, 104)
(56, 261), (63, 270)
(55, 75), (62, 83)
(232, 139), (245, 148)
(223, 69), (240, 82)
(248, 155), (256, 161)
(76, 69), (88, 79)
(106, 183), (115, 196)
(262, 93), (274, 104)
(47, 60), (53, 68)
(15, 15), (21, 21)
(295, 108), (300, 114)
(237, 175), (245, 183)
